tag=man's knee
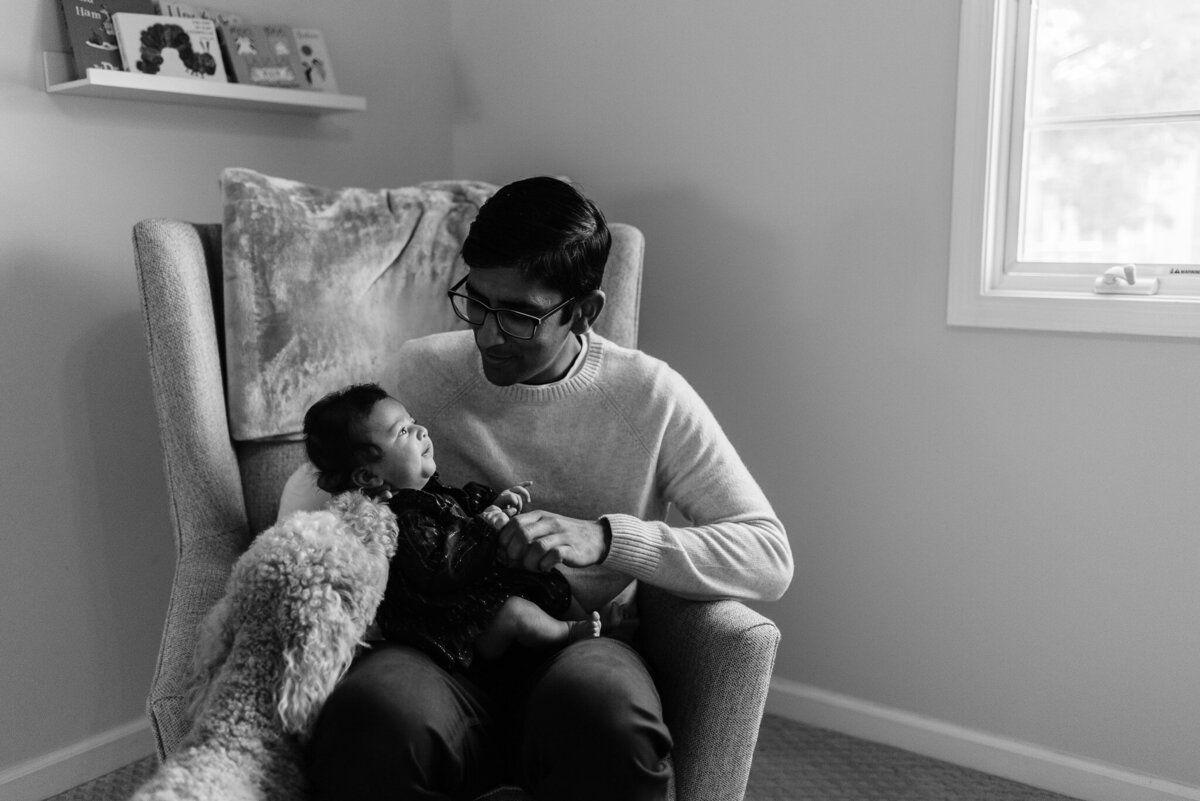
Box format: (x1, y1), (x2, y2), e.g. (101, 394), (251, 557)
(309, 644), (496, 800)
(522, 639), (672, 799)
(318, 645), (458, 741)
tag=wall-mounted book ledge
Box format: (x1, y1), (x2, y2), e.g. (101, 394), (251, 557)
(42, 52), (366, 115)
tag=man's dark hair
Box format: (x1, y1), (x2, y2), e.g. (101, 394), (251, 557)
(303, 383), (389, 494)
(461, 176), (611, 298)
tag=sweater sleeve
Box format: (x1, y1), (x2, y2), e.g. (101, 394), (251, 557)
(600, 369), (793, 603)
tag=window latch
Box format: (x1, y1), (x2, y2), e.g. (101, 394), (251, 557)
(1093, 264), (1159, 296)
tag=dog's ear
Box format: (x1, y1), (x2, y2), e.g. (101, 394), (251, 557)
(331, 491), (399, 558)
(275, 499), (394, 739)
(275, 580), (369, 740)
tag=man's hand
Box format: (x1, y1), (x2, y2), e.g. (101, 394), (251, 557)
(497, 511), (611, 573)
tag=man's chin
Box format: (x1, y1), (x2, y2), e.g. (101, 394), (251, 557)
(480, 358), (521, 386)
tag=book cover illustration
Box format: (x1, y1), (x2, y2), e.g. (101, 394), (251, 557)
(112, 12), (228, 81)
(292, 28), (338, 93)
(57, 0), (157, 77)
(219, 24), (304, 88)
(159, 2), (242, 27)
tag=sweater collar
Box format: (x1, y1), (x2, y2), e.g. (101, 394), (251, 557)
(475, 332), (606, 402)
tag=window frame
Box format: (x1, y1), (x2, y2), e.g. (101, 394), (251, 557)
(946, 0), (1200, 338)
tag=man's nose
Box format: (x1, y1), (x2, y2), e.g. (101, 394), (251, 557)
(476, 311), (507, 347)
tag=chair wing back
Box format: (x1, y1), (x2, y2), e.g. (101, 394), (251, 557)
(132, 217), (644, 758)
(133, 220), (251, 756)
(593, 222), (644, 348)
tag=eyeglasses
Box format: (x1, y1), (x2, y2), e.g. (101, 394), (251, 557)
(447, 276), (577, 340)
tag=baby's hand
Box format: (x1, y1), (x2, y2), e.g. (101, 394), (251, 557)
(480, 505), (510, 530)
(494, 481), (533, 517)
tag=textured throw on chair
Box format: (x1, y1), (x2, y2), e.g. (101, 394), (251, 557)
(220, 168), (490, 440)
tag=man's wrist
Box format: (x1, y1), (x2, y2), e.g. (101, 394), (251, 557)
(595, 514), (662, 581)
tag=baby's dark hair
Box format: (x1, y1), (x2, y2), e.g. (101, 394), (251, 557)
(303, 383), (389, 494)
(461, 176), (611, 298)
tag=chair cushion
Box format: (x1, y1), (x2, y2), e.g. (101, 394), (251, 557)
(220, 167), (493, 440)
(234, 439), (308, 536)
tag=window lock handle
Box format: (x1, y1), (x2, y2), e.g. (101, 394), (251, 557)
(1094, 264), (1159, 296)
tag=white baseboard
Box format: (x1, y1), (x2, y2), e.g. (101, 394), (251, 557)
(767, 678), (1200, 801)
(0, 719), (155, 801)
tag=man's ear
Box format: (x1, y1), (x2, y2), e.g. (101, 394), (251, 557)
(571, 289), (606, 334)
(352, 466), (383, 490)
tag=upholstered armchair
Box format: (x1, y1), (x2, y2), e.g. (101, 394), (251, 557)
(133, 211), (779, 800)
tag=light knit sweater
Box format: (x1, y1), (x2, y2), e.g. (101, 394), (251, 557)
(389, 331), (792, 612)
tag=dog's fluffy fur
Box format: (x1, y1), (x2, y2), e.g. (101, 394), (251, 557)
(129, 492), (398, 801)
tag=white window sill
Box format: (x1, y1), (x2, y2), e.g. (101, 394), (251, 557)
(947, 284), (1200, 339)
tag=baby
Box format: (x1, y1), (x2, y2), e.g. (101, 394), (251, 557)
(303, 383), (603, 670)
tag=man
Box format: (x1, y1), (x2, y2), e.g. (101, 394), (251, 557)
(300, 176), (792, 800)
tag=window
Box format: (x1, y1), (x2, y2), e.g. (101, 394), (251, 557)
(947, 0), (1200, 337)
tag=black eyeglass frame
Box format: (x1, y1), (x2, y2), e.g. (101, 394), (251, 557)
(446, 275), (579, 340)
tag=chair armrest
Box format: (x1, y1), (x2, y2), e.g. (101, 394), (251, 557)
(133, 220), (251, 757)
(636, 585), (780, 801)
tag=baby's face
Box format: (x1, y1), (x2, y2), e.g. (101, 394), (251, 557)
(359, 397), (436, 492)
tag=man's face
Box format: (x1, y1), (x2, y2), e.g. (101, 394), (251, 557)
(462, 267), (580, 386)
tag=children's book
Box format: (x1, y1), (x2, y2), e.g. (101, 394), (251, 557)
(58, 0), (157, 78)
(219, 24), (304, 88)
(112, 12), (229, 81)
(158, 2), (242, 27)
(291, 28), (338, 93)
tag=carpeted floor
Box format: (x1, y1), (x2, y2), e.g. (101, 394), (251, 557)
(43, 714), (1081, 801)
(745, 715), (1078, 801)
(43, 754), (157, 801)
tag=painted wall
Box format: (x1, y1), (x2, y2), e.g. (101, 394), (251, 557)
(1, 0), (453, 773)
(450, 0), (1200, 789)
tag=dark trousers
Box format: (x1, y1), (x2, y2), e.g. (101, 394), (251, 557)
(308, 638), (673, 800)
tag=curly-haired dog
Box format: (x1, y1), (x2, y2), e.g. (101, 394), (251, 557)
(129, 492), (398, 801)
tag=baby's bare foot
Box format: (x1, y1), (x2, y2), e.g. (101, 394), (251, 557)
(567, 611), (602, 642)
